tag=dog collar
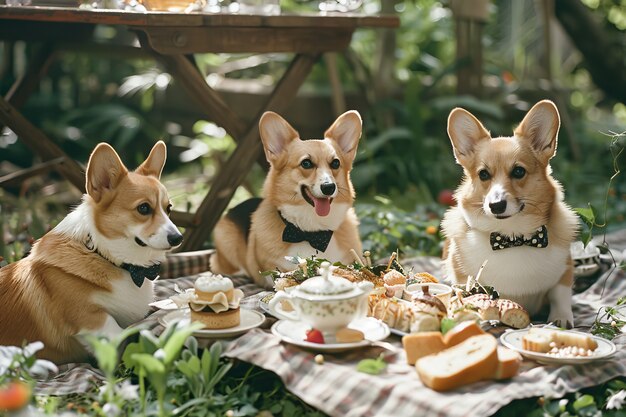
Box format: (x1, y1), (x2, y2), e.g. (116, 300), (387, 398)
(279, 213), (333, 253)
(490, 225), (548, 251)
(85, 234), (160, 288)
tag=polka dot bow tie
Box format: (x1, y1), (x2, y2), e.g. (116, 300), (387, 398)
(490, 225), (548, 251)
(280, 214), (333, 253)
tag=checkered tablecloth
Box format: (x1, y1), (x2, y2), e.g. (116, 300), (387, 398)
(34, 241), (626, 417)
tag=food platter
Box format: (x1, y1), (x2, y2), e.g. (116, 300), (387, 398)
(159, 308), (266, 338)
(500, 328), (617, 365)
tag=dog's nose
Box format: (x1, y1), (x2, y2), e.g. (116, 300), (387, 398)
(489, 200), (507, 215)
(320, 182), (336, 196)
(167, 232), (184, 247)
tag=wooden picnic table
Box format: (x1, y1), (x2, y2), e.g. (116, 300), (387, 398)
(0, 5), (399, 250)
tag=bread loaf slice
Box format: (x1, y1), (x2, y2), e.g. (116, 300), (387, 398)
(521, 328), (553, 352)
(522, 328), (598, 352)
(416, 334), (498, 391)
(402, 332), (446, 365)
(443, 321), (485, 347)
(495, 347), (521, 380)
(497, 299), (530, 329)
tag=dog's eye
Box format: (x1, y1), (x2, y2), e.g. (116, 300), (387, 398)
(478, 169), (491, 181)
(137, 203), (152, 215)
(511, 166), (526, 179)
(330, 158), (340, 169)
(300, 159), (314, 169)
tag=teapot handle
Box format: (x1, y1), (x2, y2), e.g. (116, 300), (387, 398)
(268, 291), (300, 321)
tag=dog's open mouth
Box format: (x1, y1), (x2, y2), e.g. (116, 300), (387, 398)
(301, 185), (332, 217)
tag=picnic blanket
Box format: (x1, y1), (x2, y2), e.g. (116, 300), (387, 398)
(34, 236), (626, 417)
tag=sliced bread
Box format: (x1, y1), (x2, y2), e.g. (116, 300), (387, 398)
(416, 334), (498, 391)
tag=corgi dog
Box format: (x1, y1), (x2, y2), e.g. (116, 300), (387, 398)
(441, 100), (579, 328)
(211, 110), (363, 287)
(0, 141), (183, 363)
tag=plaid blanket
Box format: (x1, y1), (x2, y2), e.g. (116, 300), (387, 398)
(34, 243), (626, 417)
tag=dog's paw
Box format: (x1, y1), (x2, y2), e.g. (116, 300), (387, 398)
(548, 311), (574, 329)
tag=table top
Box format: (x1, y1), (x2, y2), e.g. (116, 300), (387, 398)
(0, 5), (399, 28)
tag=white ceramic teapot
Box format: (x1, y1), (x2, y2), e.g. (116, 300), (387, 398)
(268, 262), (374, 334)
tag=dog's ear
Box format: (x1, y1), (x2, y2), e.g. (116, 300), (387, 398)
(325, 110), (362, 163)
(86, 143), (128, 203)
(259, 112), (300, 164)
(514, 100), (560, 164)
(136, 140), (167, 179)
(447, 107), (491, 165)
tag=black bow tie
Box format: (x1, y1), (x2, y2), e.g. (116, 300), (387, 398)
(490, 225), (548, 251)
(121, 263), (161, 288)
(85, 233), (160, 288)
(280, 214), (333, 253)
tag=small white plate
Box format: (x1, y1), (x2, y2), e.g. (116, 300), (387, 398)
(271, 317), (390, 353)
(159, 308), (265, 338)
(500, 328), (617, 365)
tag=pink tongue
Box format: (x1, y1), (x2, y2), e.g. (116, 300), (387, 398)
(313, 197), (331, 216)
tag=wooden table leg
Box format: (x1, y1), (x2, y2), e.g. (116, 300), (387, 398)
(0, 96), (85, 192)
(179, 52), (320, 251)
(4, 43), (56, 108)
(152, 53), (247, 140)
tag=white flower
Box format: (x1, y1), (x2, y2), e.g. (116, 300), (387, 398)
(116, 380), (139, 401)
(29, 359), (58, 379)
(102, 403), (121, 417)
(23, 341), (44, 357)
(607, 390), (626, 410)
(154, 348), (166, 360)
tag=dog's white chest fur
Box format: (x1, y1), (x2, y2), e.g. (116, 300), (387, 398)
(92, 275), (154, 327)
(277, 239), (343, 271)
(452, 229), (569, 314)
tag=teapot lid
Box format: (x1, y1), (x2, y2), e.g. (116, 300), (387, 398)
(298, 262), (353, 295)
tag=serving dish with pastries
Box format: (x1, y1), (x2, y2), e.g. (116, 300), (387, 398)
(257, 252), (617, 393)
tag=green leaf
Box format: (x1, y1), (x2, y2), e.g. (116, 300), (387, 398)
(440, 318), (457, 335)
(86, 337), (118, 375)
(122, 342), (141, 370)
(356, 355), (386, 375)
(131, 353), (166, 374)
(573, 394), (595, 412)
(163, 322), (204, 365)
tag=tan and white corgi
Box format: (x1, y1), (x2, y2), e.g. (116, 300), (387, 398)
(211, 111), (363, 287)
(441, 100), (579, 327)
(0, 141), (183, 363)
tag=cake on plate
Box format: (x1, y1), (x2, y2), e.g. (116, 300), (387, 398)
(171, 273), (244, 329)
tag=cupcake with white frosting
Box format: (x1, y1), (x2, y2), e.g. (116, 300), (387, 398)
(171, 273), (244, 329)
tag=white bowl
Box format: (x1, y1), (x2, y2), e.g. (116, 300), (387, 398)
(403, 282), (453, 307)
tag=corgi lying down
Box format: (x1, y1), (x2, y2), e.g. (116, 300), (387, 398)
(0, 141), (183, 363)
(441, 100), (579, 327)
(211, 111), (363, 287)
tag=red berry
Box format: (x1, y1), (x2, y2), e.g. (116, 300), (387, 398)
(0, 380), (31, 411)
(437, 189), (456, 206)
(305, 329), (325, 344)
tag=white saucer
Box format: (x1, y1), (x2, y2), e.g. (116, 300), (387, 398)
(500, 328), (616, 365)
(159, 308), (265, 338)
(271, 317), (390, 353)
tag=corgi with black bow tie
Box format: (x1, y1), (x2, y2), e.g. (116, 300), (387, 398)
(0, 141), (183, 363)
(211, 111), (363, 288)
(441, 100), (579, 327)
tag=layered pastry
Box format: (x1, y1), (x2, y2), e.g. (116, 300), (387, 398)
(171, 273), (244, 329)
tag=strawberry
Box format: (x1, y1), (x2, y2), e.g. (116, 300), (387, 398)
(305, 328), (325, 344)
